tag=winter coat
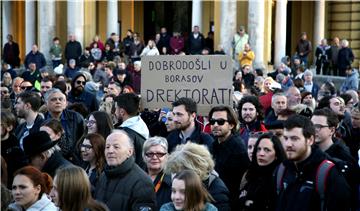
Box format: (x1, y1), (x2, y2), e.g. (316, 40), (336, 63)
(42, 150), (73, 177)
(65, 41), (82, 60)
(24, 51), (46, 69)
(94, 157), (156, 211)
(205, 171), (231, 211)
(239, 120), (267, 146)
(15, 114), (45, 145)
(3, 41), (20, 67)
(337, 47), (354, 71)
(8, 193), (57, 211)
(140, 46), (160, 57)
(152, 172), (172, 210)
(211, 133), (250, 210)
(239, 162), (279, 211)
(170, 36), (185, 54)
(166, 123), (214, 153)
(68, 90), (99, 113)
(276, 147), (351, 211)
(188, 33), (205, 55)
(45, 109), (85, 162)
(340, 70), (359, 93)
(160, 202), (218, 211)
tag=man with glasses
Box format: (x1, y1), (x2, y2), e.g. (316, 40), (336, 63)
(209, 105), (249, 210)
(14, 91), (44, 150)
(68, 72), (99, 112)
(44, 88), (85, 164)
(276, 114), (351, 211)
(166, 97), (213, 153)
(311, 108), (359, 210)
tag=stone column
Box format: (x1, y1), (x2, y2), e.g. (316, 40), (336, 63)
(67, 0), (84, 47)
(192, 0), (202, 29)
(38, 1), (56, 65)
(220, 0), (237, 56)
(274, 0), (287, 67)
(2, 1), (11, 47)
(314, 0), (325, 52)
(248, 0), (265, 69)
(25, 0), (36, 54)
(107, 0), (119, 37)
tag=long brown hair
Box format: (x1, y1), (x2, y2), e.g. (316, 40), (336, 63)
(174, 170), (213, 211)
(84, 133), (106, 176)
(56, 166), (107, 211)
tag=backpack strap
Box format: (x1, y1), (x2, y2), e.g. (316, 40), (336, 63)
(316, 159), (335, 211)
(276, 163), (286, 195)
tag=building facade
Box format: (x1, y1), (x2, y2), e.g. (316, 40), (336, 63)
(1, 0), (359, 69)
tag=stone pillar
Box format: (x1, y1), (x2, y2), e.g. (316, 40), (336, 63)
(220, 0), (237, 56)
(274, 0), (287, 67)
(248, 0), (265, 69)
(107, 0), (119, 37)
(38, 1), (56, 65)
(2, 1), (11, 47)
(192, 0), (202, 29)
(314, 0), (325, 52)
(25, 0), (36, 54)
(67, 0), (84, 47)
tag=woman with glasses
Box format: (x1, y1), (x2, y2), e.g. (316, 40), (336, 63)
(239, 133), (286, 211)
(80, 133), (106, 189)
(142, 136), (172, 208)
(86, 111), (114, 139)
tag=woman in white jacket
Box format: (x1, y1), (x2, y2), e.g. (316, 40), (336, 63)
(140, 39), (160, 57)
(8, 166), (57, 211)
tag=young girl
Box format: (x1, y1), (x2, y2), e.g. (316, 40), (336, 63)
(160, 170), (218, 211)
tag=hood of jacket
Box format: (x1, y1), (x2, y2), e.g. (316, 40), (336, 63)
(121, 116), (149, 139)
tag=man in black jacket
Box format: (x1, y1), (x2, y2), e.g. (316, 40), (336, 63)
(209, 105), (250, 210)
(95, 130), (156, 210)
(277, 115), (351, 211)
(166, 97), (214, 153)
(64, 34), (82, 66)
(14, 91), (44, 150)
(312, 108), (360, 210)
(23, 131), (72, 177)
(44, 88), (85, 164)
(188, 25), (205, 55)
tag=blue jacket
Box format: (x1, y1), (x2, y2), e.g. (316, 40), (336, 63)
(340, 70), (359, 93)
(68, 90), (99, 113)
(24, 51), (46, 69)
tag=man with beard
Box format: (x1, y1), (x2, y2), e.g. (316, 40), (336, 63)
(166, 97), (213, 153)
(1, 111), (27, 188)
(67, 73), (99, 113)
(237, 96), (267, 146)
(276, 115), (351, 211)
(209, 106), (249, 210)
(14, 91), (44, 150)
(44, 88), (85, 164)
(39, 77), (53, 97)
(1, 85), (12, 110)
(114, 93), (149, 169)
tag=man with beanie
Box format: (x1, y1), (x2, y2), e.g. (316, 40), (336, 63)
(68, 73), (99, 112)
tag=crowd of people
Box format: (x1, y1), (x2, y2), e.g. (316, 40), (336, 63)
(1, 25), (359, 211)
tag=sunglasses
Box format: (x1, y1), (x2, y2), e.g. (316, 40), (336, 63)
(209, 118), (228, 125)
(20, 86), (32, 90)
(145, 152), (167, 159)
(76, 80), (86, 85)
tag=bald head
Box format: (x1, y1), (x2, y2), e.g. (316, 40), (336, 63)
(105, 130), (134, 166)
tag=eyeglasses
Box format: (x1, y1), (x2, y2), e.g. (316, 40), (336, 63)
(80, 144), (93, 151)
(314, 124), (329, 130)
(209, 118), (228, 126)
(76, 80), (86, 85)
(20, 86), (32, 90)
(145, 152), (167, 159)
(86, 119), (96, 126)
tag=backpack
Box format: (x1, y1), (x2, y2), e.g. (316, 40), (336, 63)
(276, 159), (335, 211)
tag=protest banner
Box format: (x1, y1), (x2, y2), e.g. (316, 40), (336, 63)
(141, 55), (233, 115)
